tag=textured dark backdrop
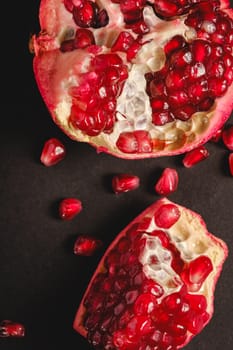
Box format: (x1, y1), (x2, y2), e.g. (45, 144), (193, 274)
(1, 1), (233, 349)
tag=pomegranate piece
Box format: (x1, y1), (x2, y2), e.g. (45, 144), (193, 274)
(112, 174), (140, 194)
(229, 153), (233, 175)
(155, 168), (179, 195)
(0, 320), (25, 337)
(59, 198), (82, 220)
(74, 235), (103, 256)
(40, 138), (66, 166)
(32, 1), (233, 159)
(73, 198), (228, 350)
(222, 125), (233, 150)
(182, 146), (209, 168)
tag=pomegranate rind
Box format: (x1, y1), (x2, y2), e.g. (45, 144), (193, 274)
(33, 0), (233, 158)
(73, 198), (228, 348)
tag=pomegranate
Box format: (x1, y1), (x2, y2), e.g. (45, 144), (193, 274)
(73, 198), (228, 350)
(182, 145), (209, 167)
(32, 0), (233, 159)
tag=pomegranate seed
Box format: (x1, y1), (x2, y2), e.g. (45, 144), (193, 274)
(188, 256), (213, 285)
(112, 174), (140, 194)
(154, 203), (180, 228)
(185, 294), (207, 313)
(73, 1), (98, 28)
(73, 235), (103, 256)
(229, 153), (233, 176)
(40, 138), (66, 166)
(111, 31), (135, 52)
(222, 125), (233, 150)
(0, 320), (25, 337)
(155, 168), (179, 195)
(116, 132), (138, 153)
(182, 146), (209, 168)
(134, 293), (158, 315)
(59, 198), (82, 220)
(164, 35), (186, 56)
(74, 28), (95, 48)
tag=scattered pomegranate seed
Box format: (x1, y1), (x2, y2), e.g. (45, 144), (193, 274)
(222, 125), (233, 150)
(74, 235), (103, 256)
(229, 153), (233, 175)
(40, 138), (66, 166)
(155, 168), (179, 195)
(182, 146), (209, 168)
(0, 320), (25, 337)
(59, 198), (82, 220)
(112, 174), (140, 194)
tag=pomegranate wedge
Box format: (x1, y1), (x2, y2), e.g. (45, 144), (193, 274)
(73, 198), (228, 350)
(32, 0), (233, 159)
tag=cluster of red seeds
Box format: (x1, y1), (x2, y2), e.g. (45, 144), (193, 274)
(69, 53), (128, 136)
(64, 0), (109, 28)
(146, 35), (233, 125)
(83, 216), (212, 350)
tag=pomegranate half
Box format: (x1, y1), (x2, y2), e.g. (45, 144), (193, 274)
(32, 0), (233, 159)
(73, 198), (228, 350)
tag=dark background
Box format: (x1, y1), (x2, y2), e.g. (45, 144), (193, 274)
(1, 1), (232, 349)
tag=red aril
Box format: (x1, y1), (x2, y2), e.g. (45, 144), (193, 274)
(59, 198), (82, 220)
(32, 0), (233, 159)
(73, 198), (228, 350)
(222, 125), (233, 150)
(40, 138), (66, 166)
(155, 168), (179, 195)
(112, 174), (140, 194)
(74, 235), (103, 256)
(182, 145), (209, 168)
(0, 320), (25, 337)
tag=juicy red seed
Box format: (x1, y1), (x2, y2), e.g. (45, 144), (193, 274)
(93, 9), (109, 28)
(74, 28), (95, 48)
(168, 321), (187, 337)
(155, 168), (179, 196)
(187, 255), (213, 285)
(60, 39), (74, 52)
(125, 289), (139, 304)
(73, 235), (103, 256)
(182, 146), (209, 168)
(185, 294), (207, 313)
(152, 110), (174, 125)
(126, 315), (152, 339)
(120, 0), (146, 13)
(164, 35), (186, 56)
(112, 174), (140, 194)
(0, 320), (25, 337)
(191, 40), (211, 62)
(153, 0), (181, 18)
(126, 41), (142, 61)
(134, 293), (158, 315)
(59, 198), (82, 220)
(111, 31), (135, 52)
(185, 313), (205, 334)
(222, 125), (233, 151)
(64, 0), (74, 12)
(73, 1), (98, 28)
(154, 203), (180, 229)
(229, 153), (233, 176)
(116, 131), (152, 154)
(209, 77), (228, 97)
(40, 138), (66, 167)
(163, 292), (183, 312)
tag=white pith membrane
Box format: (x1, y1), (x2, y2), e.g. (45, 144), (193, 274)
(73, 198), (228, 349)
(33, 0), (233, 158)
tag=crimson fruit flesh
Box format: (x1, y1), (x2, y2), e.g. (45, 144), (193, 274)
(73, 198), (228, 350)
(33, 0), (233, 159)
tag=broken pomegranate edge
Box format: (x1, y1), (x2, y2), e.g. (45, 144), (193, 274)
(73, 198), (228, 349)
(32, 0), (233, 159)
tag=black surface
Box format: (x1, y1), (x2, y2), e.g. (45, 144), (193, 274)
(1, 1), (233, 349)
